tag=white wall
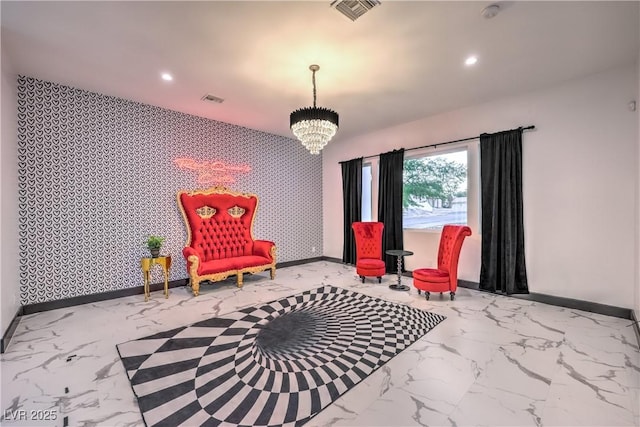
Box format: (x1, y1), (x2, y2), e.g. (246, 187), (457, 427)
(636, 52), (640, 320)
(1, 47), (20, 336)
(324, 64), (638, 309)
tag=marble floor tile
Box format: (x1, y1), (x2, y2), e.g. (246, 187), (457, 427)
(542, 369), (636, 426)
(447, 382), (547, 427)
(2, 261), (639, 427)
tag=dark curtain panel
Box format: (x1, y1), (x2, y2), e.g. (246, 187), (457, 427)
(480, 128), (529, 294)
(378, 149), (405, 273)
(341, 157), (363, 264)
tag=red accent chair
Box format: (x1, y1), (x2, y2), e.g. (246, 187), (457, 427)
(413, 225), (472, 301)
(352, 222), (385, 283)
(177, 188), (276, 296)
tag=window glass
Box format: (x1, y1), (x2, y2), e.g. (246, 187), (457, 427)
(403, 150), (467, 230)
(362, 164), (372, 222)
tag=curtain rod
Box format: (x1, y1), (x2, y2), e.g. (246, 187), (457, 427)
(340, 125), (535, 163)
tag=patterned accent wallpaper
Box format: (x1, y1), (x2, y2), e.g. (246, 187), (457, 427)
(17, 76), (323, 304)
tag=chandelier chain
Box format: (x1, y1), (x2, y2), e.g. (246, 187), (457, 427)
(289, 64), (339, 154)
(312, 69), (317, 108)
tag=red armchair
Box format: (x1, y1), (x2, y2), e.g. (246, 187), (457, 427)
(352, 222), (385, 283)
(413, 225), (471, 301)
(177, 187), (276, 296)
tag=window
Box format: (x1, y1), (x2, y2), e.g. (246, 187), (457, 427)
(403, 150), (467, 230)
(361, 163), (372, 222)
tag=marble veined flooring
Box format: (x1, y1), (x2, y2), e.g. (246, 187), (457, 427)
(2, 261), (639, 427)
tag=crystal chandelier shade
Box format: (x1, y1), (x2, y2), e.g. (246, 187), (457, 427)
(290, 65), (339, 154)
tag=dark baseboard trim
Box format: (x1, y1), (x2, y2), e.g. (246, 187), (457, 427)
(458, 280), (480, 290)
(510, 292), (631, 320)
(20, 258), (328, 316)
(12, 258), (639, 347)
(321, 256), (343, 264)
(22, 279), (189, 315)
(398, 272), (632, 321)
(631, 310), (640, 347)
(1, 306), (24, 354)
(277, 257), (324, 268)
(424, 277), (633, 320)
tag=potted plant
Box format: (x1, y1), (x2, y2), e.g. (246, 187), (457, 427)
(146, 235), (165, 258)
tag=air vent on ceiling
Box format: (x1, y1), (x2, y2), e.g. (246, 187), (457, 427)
(201, 93), (225, 104)
(331, 0), (381, 21)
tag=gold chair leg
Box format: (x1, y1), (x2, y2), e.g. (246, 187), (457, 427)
(237, 272), (244, 288)
(192, 279), (200, 296)
(270, 267), (276, 280)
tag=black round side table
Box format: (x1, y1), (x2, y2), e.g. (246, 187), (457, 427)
(385, 249), (413, 291)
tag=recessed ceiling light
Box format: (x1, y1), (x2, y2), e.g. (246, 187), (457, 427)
(481, 4), (500, 19)
(161, 73), (173, 81)
(465, 56), (478, 66)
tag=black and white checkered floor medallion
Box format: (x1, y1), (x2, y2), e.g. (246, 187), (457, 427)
(117, 286), (446, 426)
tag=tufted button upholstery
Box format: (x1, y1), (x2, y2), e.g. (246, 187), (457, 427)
(181, 192), (256, 262)
(195, 218), (251, 261)
(177, 189), (277, 295)
(352, 222), (385, 282)
(412, 225), (472, 300)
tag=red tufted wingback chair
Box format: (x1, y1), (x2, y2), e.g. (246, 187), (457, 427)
(413, 225), (471, 301)
(177, 187), (276, 296)
(352, 222), (385, 283)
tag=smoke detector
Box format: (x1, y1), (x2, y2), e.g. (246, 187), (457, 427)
(331, 0), (381, 21)
(481, 4), (500, 19)
(201, 93), (224, 104)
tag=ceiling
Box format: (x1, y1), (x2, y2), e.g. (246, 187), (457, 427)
(2, 1), (638, 142)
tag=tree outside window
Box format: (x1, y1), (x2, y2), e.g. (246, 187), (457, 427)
(403, 150), (467, 230)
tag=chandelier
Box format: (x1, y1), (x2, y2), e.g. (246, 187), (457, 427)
(290, 65), (339, 154)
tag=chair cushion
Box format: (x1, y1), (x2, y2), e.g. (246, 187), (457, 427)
(356, 258), (386, 277)
(357, 258), (385, 269)
(233, 255), (273, 269)
(413, 268), (450, 283)
(199, 255), (272, 275)
(199, 258), (238, 275)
